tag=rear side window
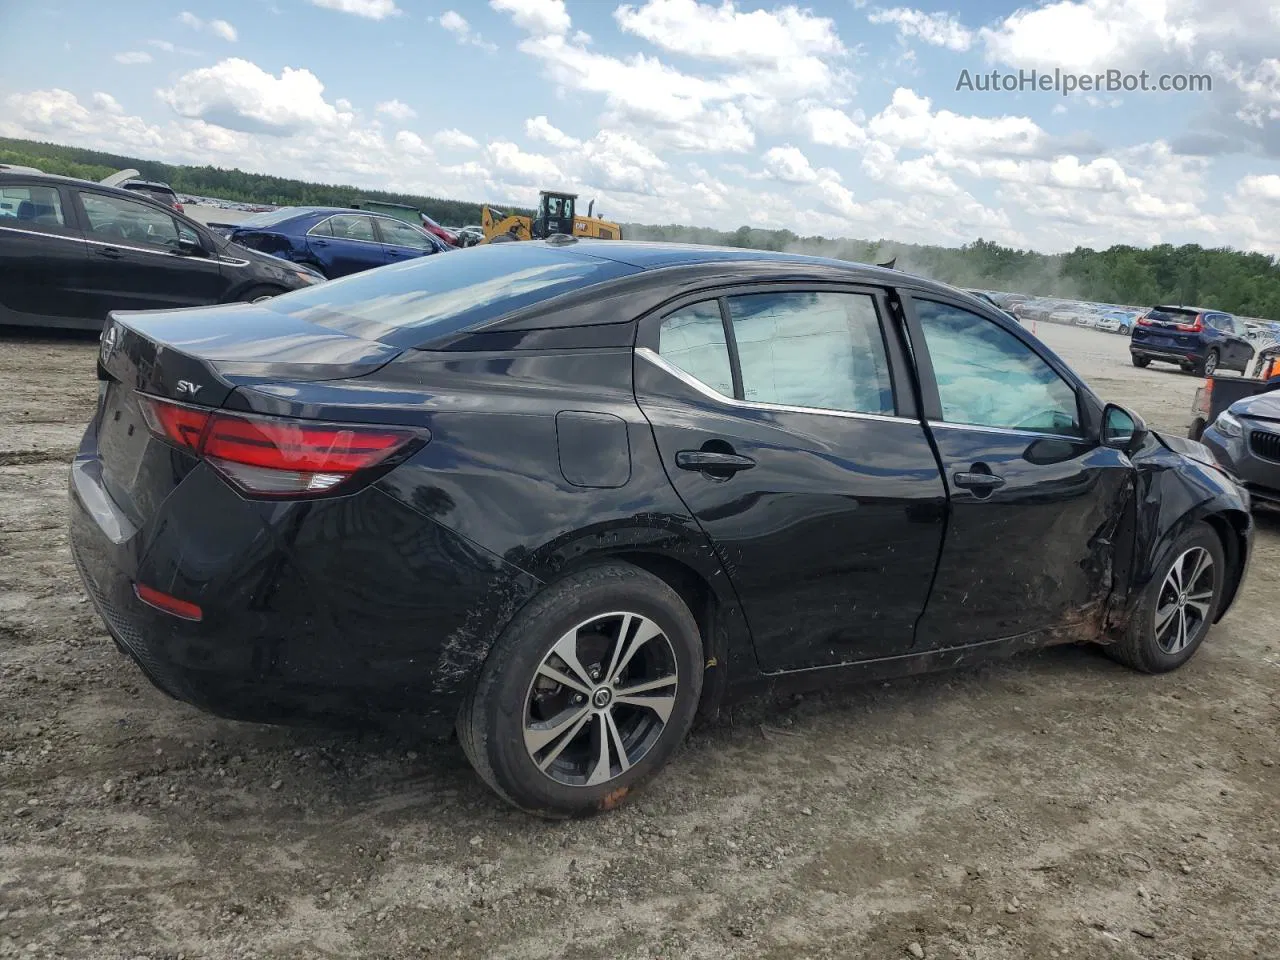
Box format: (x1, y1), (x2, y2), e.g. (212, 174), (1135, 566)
(327, 215), (377, 242)
(916, 300), (1082, 437)
(658, 301), (734, 397)
(727, 291), (895, 415)
(0, 184), (66, 228)
(378, 217), (436, 252)
(262, 243), (641, 346)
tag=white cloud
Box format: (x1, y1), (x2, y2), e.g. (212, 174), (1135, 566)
(394, 131), (431, 156)
(375, 99), (416, 121)
(761, 145), (819, 184)
(869, 87), (1051, 157)
(307, 0), (401, 19)
(1238, 173), (1280, 202)
(867, 7), (973, 51)
(525, 115), (581, 149)
(433, 10), (498, 51)
(799, 106), (866, 149)
(490, 0), (570, 36)
(578, 130), (667, 193)
(433, 128), (480, 150)
(486, 140), (564, 183)
(210, 19), (238, 42)
(159, 58), (351, 136)
(148, 39), (175, 52)
(113, 51), (152, 65)
(614, 0), (845, 66)
(178, 12), (238, 41)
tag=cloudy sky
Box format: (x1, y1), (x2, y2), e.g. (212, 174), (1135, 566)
(1, 0), (1278, 253)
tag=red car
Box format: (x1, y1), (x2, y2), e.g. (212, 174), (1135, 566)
(419, 212), (457, 246)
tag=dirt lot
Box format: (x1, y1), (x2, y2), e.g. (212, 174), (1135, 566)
(1, 323), (1277, 960)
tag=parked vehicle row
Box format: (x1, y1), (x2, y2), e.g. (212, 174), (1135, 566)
(0, 171), (323, 331)
(70, 239), (1253, 818)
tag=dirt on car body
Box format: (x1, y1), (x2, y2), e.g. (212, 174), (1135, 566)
(2, 324), (1278, 959)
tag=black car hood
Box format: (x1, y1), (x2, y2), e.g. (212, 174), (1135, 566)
(1232, 390), (1280, 422)
(1151, 430), (1223, 470)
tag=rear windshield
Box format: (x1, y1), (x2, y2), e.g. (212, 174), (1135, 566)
(1148, 307), (1198, 322)
(261, 243), (641, 346)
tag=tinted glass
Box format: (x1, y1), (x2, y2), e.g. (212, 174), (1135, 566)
(378, 218), (436, 251)
(308, 218), (333, 237)
(0, 184), (65, 227)
(726, 291), (894, 415)
(916, 300), (1082, 436)
(658, 301), (734, 397)
(80, 192), (180, 249)
(261, 243), (641, 346)
(328, 215), (376, 242)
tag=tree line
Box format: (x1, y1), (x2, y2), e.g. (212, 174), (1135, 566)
(5, 137), (1278, 320)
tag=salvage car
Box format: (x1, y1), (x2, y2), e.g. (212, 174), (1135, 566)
(1130, 306), (1254, 375)
(70, 240), (1253, 818)
(0, 171), (324, 331)
(223, 206), (452, 279)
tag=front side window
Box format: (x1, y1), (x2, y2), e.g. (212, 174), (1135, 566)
(80, 192), (179, 249)
(916, 299), (1082, 436)
(378, 218), (435, 251)
(657, 301), (734, 398)
(0, 185), (66, 228)
(327, 214), (376, 242)
(726, 291), (895, 415)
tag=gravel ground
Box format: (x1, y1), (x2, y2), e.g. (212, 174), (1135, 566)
(1, 322), (1277, 960)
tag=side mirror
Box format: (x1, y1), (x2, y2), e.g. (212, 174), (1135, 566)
(1101, 402), (1148, 453)
(177, 236), (206, 256)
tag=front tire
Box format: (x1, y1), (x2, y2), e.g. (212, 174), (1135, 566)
(457, 562), (704, 818)
(1103, 523), (1225, 673)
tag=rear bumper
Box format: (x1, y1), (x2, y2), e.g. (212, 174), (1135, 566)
(1130, 343), (1203, 365)
(68, 428), (542, 735)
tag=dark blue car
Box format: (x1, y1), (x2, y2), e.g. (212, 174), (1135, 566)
(1130, 305), (1254, 376)
(223, 207), (451, 279)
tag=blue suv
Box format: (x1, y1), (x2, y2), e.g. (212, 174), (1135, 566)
(1129, 305), (1254, 376)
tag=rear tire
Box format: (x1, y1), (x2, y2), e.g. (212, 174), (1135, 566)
(1103, 523), (1225, 673)
(457, 562), (704, 818)
(1198, 349), (1219, 377)
(1131, 355), (1150, 368)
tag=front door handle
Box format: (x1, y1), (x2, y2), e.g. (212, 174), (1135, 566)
(676, 450), (755, 474)
(953, 470), (1006, 491)
(96, 247), (124, 260)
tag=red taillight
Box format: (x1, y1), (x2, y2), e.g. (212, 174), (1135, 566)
(174, 202), (185, 213)
(1137, 315), (1153, 326)
(134, 582), (203, 621)
(138, 395), (422, 496)
(1175, 318), (1203, 332)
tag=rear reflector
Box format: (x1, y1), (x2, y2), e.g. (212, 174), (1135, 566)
(135, 582), (203, 621)
(137, 395), (424, 497)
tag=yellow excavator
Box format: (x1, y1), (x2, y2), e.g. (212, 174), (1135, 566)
(480, 190), (623, 244)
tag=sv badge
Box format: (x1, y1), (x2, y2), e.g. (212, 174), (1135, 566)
(175, 380), (203, 399)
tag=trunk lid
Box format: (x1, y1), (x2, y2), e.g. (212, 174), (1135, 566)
(94, 302), (402, 523)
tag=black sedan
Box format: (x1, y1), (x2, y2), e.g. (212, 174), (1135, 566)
(0, 172), (323, 331)
(69, 240), (1253, 818)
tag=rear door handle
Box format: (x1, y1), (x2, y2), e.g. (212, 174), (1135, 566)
(676, 450), (755, 474)
(953, 471), (1006, 491)
(96, 247), (123, 260)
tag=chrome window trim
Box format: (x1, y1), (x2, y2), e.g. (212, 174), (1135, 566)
(926, 419), (1087, 443)
(0, 223), (212, 260)
(306, 214), (381, 245)
(636, 347), (912, 425)
(0, 223), (78, 242)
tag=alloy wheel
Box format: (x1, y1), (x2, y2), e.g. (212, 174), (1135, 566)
(523, 612), (679, 787)
(1154, 546), (1215, 654)
(1204, 352), (1218, 376)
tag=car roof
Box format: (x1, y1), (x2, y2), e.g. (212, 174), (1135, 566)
(0, 170), (192, 214)
(544, 238), (906, 278)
